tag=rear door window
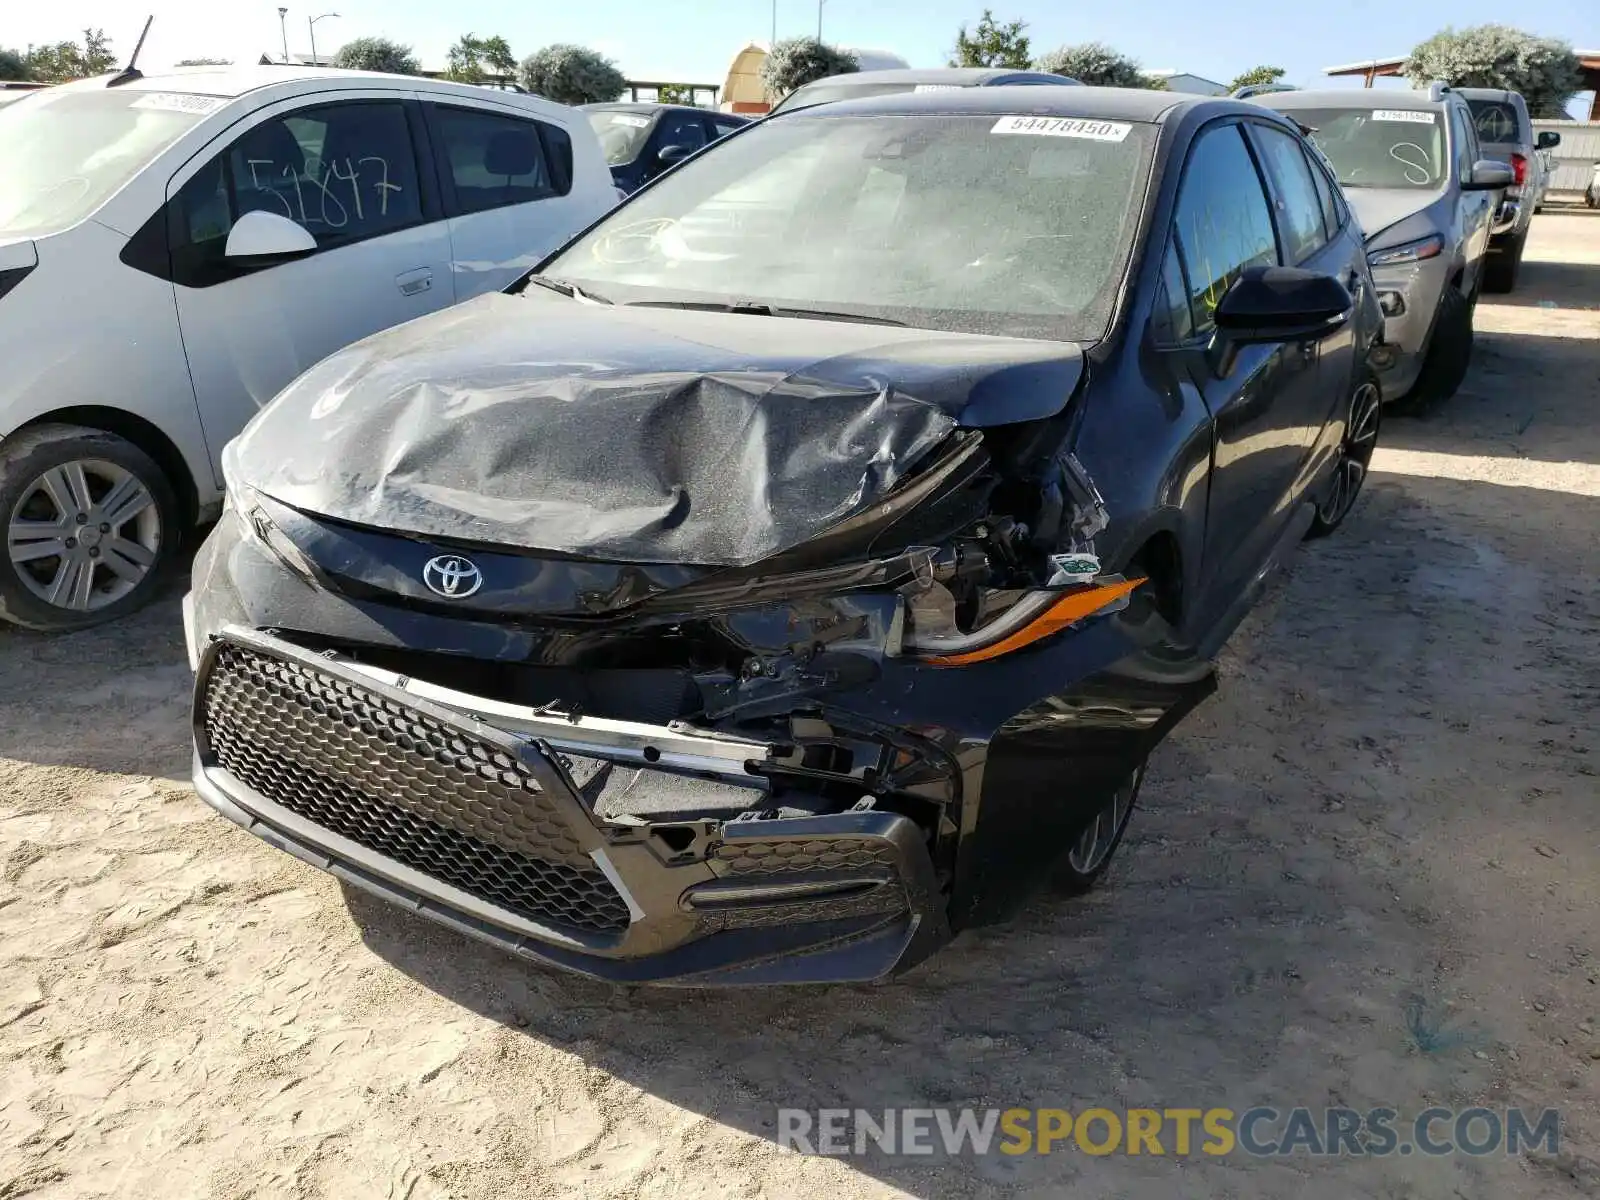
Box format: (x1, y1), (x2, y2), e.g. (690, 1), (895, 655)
(1467, 99), (1521, 145)
(431, 105), (558, 215)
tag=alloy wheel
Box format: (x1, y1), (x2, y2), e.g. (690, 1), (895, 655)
(1317, 381), (1382, 528)
(1066, 766), (1143, 876)
(7, 459), (162, 612)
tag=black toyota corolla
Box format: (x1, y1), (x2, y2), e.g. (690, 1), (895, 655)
(186, 88), (1384, 985)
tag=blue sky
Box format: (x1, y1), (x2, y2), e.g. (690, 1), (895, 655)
(10, 0), (1595, 114)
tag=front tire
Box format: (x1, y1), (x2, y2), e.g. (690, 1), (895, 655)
(1398, 285), (1473, 411)
(0, 424), (179, 633)
(1307, 371), (1381, 539)
(1052, 765), (1145, 896)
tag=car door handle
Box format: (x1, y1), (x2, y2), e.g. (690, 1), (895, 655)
(396, 268), (433, 297)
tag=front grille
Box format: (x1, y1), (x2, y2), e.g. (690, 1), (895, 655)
(715, 837), (903, 876)
(200, 643), (631, 935)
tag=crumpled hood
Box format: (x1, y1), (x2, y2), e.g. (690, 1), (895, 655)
(1344, 187), (1444, 245)
(228, 291), (1085, 568)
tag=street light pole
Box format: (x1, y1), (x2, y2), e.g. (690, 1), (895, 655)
(277, 7), (289, 64)
(817, 0), (828, 41)
(771, 0), (776, 47)
(308, 12), (338, 66)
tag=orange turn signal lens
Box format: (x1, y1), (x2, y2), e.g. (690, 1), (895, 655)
(925, 577), (1146, 668)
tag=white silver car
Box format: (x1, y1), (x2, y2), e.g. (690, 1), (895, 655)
(0, 66), (617, 631)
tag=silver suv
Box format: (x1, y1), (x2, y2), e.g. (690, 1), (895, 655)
(1458, 87), (1561, 292)
(1252, 85), (1513, 408)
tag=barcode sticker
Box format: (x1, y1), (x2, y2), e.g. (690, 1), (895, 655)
(131, 92), (227, 115)
(991, 115), (1132, 142)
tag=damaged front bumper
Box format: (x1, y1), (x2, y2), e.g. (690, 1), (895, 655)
(193, 628), (948, 984)
(187, 443), (1215, 985)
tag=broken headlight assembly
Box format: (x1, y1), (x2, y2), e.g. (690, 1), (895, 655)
(894, 452), (1144, 667)
(897, 534), (1142, 667)
(220, 456), (319, 584)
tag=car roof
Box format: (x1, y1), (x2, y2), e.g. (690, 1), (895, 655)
(779, 84), (1241, 125)
(806, 67), (1065, 85)
(51, 66), (577, 115)
(1452, 86), (1519, 103)
(581, 102), (749, 121)
(1253, 87), (1448, 111)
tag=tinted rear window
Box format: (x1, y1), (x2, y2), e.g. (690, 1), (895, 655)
(1467, 99), (1522, 144)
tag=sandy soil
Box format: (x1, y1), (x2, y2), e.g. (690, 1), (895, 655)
(3, 212), (1599, 1200)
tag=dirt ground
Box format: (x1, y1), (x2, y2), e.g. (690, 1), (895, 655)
(3, 211), (1599, 1200)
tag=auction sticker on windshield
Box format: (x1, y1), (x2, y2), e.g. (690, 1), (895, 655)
(1372, 110), (1436, 124)
(131, 93), (227, 115)
(610, 114), (651, 128)
(992, 115), (1132, 142)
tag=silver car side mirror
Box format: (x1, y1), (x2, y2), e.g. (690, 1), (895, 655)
(225, 211), (318, 260)
(1463, 159), (1515, 191)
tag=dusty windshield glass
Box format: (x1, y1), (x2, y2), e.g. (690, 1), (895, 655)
(545, 113), (1155, 342)
(0, 88), (219, 235)
(1290, 107), (1446, 190)
(771, 81), (928, 114)
(587, 110), (654, 165)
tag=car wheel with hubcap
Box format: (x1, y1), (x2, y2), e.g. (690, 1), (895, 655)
(1052, 764), (1146, 895)
(1306, 372), (1381, 539)
(0, 424), (179, 633)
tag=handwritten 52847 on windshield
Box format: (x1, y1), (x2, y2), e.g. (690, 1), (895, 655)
(242, 155), (404, 233)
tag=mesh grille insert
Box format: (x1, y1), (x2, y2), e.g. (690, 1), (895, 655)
(200, 643), (631, 935)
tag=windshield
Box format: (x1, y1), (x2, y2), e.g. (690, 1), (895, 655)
(587, 110), (654, 165)
(0, 88), (221, 236)
(771, 81), (938, 114)
(1286, 107), (1446, 191)
(544, 113), (1155, 342)
(1466, 99), (1522, 145)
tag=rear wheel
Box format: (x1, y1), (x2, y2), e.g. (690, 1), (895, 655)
(1052, 765), (1145, 896)
(0, 424), (179, 633)
(1398, 286), (1473, 411)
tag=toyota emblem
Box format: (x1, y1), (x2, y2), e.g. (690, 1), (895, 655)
(422, 555), (483, 599)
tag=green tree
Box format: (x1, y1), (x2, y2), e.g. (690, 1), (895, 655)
(0, 48), (29, 80)
(447, 33), (489, 83)
(480, 36), (515, 76)
(760, 38), (859, 98)
(656, 83), (694, 105)
(950, 9), (1030, 69)
(518, 44), (626, 104)
(1407, 25), (1582, 119)
(24, 28), (116, 82)
(333, 36), (422, 76)
(175, 57), (232, 67)
(1034, 42), (1167, 89)
(1228, 65), (1286, 92)
(447, 34), (516, 84)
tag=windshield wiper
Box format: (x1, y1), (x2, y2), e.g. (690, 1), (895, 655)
(524, 275), (612, 305)
(625, 300), (906, 326)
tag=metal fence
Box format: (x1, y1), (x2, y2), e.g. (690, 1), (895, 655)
(1533, 120), (1600, 194)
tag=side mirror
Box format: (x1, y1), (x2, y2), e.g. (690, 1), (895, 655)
(1214, 266), (1352, 344)
(656, 142), (695, 165)
(224, 210), (317, 262)
(1463, 159), (1515, 191)
(1536, 130), (1561, 150)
